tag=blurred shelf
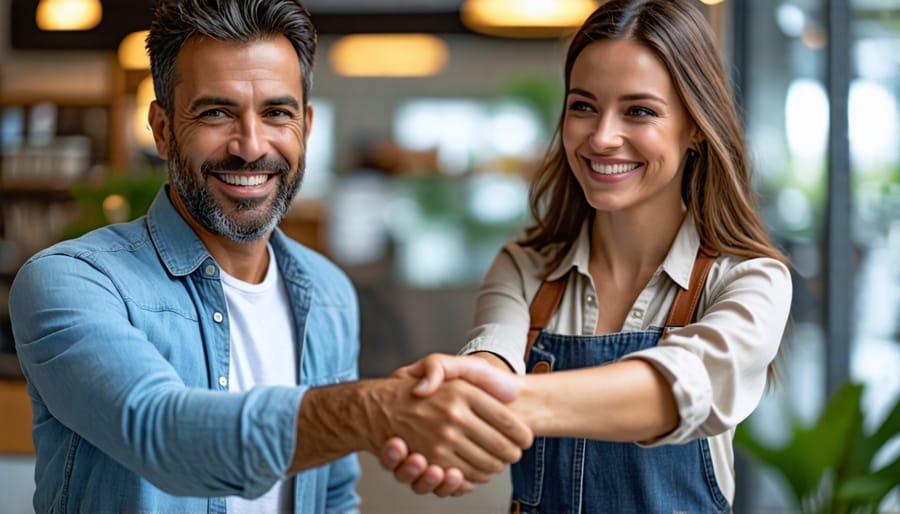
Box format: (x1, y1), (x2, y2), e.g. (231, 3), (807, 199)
(0, 374), (34, 455)
(0, 181), (74, 201)
(0, 353), (23, 380)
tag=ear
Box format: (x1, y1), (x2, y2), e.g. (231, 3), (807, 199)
(302, 103), (314, 146)
(148, 100), (171, 160)
(689, 126), (704, 152)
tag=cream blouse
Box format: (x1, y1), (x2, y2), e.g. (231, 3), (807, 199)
(459, 214), (792, 502)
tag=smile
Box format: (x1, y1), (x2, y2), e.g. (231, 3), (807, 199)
(589, 161), (641, 175)
(217, 174), (270, 186)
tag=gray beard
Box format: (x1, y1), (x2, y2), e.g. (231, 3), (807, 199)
(167, 134), (304, 243)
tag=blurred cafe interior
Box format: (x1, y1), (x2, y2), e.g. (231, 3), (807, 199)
(0, 0), (898, 512)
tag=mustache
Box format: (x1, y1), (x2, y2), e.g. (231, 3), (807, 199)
(201, 156), (291, 176)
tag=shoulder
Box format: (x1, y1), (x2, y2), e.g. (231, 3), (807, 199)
(711, 253), (791, 281)
(706, 253), (792, 302)
(32, 218), (151, 261)
(497, 241), (560, 280)
(17, 219), (153, 280)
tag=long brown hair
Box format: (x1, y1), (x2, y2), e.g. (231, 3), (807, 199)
(521, 0), (789, 272)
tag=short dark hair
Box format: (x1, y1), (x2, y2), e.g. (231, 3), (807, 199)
(146, 0), (317, 115)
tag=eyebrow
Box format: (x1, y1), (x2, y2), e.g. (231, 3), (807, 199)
(188, 95), (301, 112)
(567, 88), (668, 106)
(263, 96), (301, 111)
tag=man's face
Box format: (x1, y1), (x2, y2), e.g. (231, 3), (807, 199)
(150, 35), (313, 242)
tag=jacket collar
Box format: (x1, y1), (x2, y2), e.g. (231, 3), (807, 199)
(147, 186), (212, 277)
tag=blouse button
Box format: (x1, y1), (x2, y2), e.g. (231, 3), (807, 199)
(218, 376), (228, 387)
(586, 294), (596, 304)
(632, 309), (644, 319)
(213, 312), (224, 323)
(204, 264), (217, 276)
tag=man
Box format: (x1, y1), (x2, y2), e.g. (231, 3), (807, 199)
(9, 1), (530, 512)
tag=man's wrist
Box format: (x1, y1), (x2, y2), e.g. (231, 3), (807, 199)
(290, 377), (412, 472)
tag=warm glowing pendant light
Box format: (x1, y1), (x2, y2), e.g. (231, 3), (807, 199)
(461, 0), (598, 38)
(118, 30), (151, 70)
(133, 75), (156, 151)
(329, 34), (449, 77)
(36, 0), (103, 31)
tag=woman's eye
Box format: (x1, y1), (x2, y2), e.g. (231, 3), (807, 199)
(628, 106), (658, 117)
(568, 100), (593, 113)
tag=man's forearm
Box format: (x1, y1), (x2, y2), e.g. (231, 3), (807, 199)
(290, 369), (532, 482)
(290, 378), (396, 472)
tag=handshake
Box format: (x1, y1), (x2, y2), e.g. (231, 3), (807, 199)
(378, 353), (533, 497)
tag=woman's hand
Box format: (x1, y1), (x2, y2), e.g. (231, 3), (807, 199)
(381, 353), (524, 496)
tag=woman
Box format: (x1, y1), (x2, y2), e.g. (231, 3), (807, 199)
(385, 0), (792, 511)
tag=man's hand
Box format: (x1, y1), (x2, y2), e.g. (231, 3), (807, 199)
(381, 437), (470, 496)
(291, 364), (531, 488)
(382, 353), (526, 496)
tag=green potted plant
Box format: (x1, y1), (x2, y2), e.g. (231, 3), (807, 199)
(735, 382), (899, 513)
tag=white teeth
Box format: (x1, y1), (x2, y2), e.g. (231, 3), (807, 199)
(219, 174), (268, 186)
(589, 162), (640, 175)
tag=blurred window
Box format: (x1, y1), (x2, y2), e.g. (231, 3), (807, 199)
(738, 0), (899, 511)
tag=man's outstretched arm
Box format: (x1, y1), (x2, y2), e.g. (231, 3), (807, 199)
(289, 365), (531, 485)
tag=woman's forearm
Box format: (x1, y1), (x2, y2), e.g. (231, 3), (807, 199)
(512, 358), (679, 442)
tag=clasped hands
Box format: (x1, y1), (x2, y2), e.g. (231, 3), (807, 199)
(375, 353), (529, 497)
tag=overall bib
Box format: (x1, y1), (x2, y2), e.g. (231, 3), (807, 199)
(510, 250), (732, 514)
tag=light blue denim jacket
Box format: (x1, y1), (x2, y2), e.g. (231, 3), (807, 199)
(10, 187), (361, 514)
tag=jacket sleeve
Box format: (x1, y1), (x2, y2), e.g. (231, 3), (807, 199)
(325, 453), (362, 513)
(10, 252), (304, 497)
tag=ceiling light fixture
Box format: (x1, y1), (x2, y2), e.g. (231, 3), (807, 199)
(118, 30), (151, 70)
(133, 74), (156, 151)
(329, 34), (449, 78)
(35, 0), (102, 31)
(460, 0), (598, 38)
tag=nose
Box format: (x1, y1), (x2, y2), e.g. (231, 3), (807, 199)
(590, 114), (623, 151)
(227, 115), (271, 163)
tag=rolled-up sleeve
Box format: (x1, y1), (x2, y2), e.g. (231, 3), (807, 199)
(624, 257), (792, 446)
(459, 247), (534, 375)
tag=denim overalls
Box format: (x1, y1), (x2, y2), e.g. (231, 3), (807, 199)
(510, 250), (731, 514)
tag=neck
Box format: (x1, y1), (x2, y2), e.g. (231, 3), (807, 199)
(590, 207), (686, 282)
(202, 235), (271, 284)
(168, 188), (272, 284)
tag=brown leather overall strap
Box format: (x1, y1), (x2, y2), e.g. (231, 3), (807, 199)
(663, 248), (719, 336)
(523, 273), (568, 363)
(523, 248), (719, 364)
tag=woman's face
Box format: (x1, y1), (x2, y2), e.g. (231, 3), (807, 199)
(562, 39), (697, 218)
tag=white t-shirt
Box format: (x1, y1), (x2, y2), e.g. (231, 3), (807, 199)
(222, 246), (298, 513)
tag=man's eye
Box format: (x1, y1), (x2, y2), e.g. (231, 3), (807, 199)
(199, 109), (227, 119)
